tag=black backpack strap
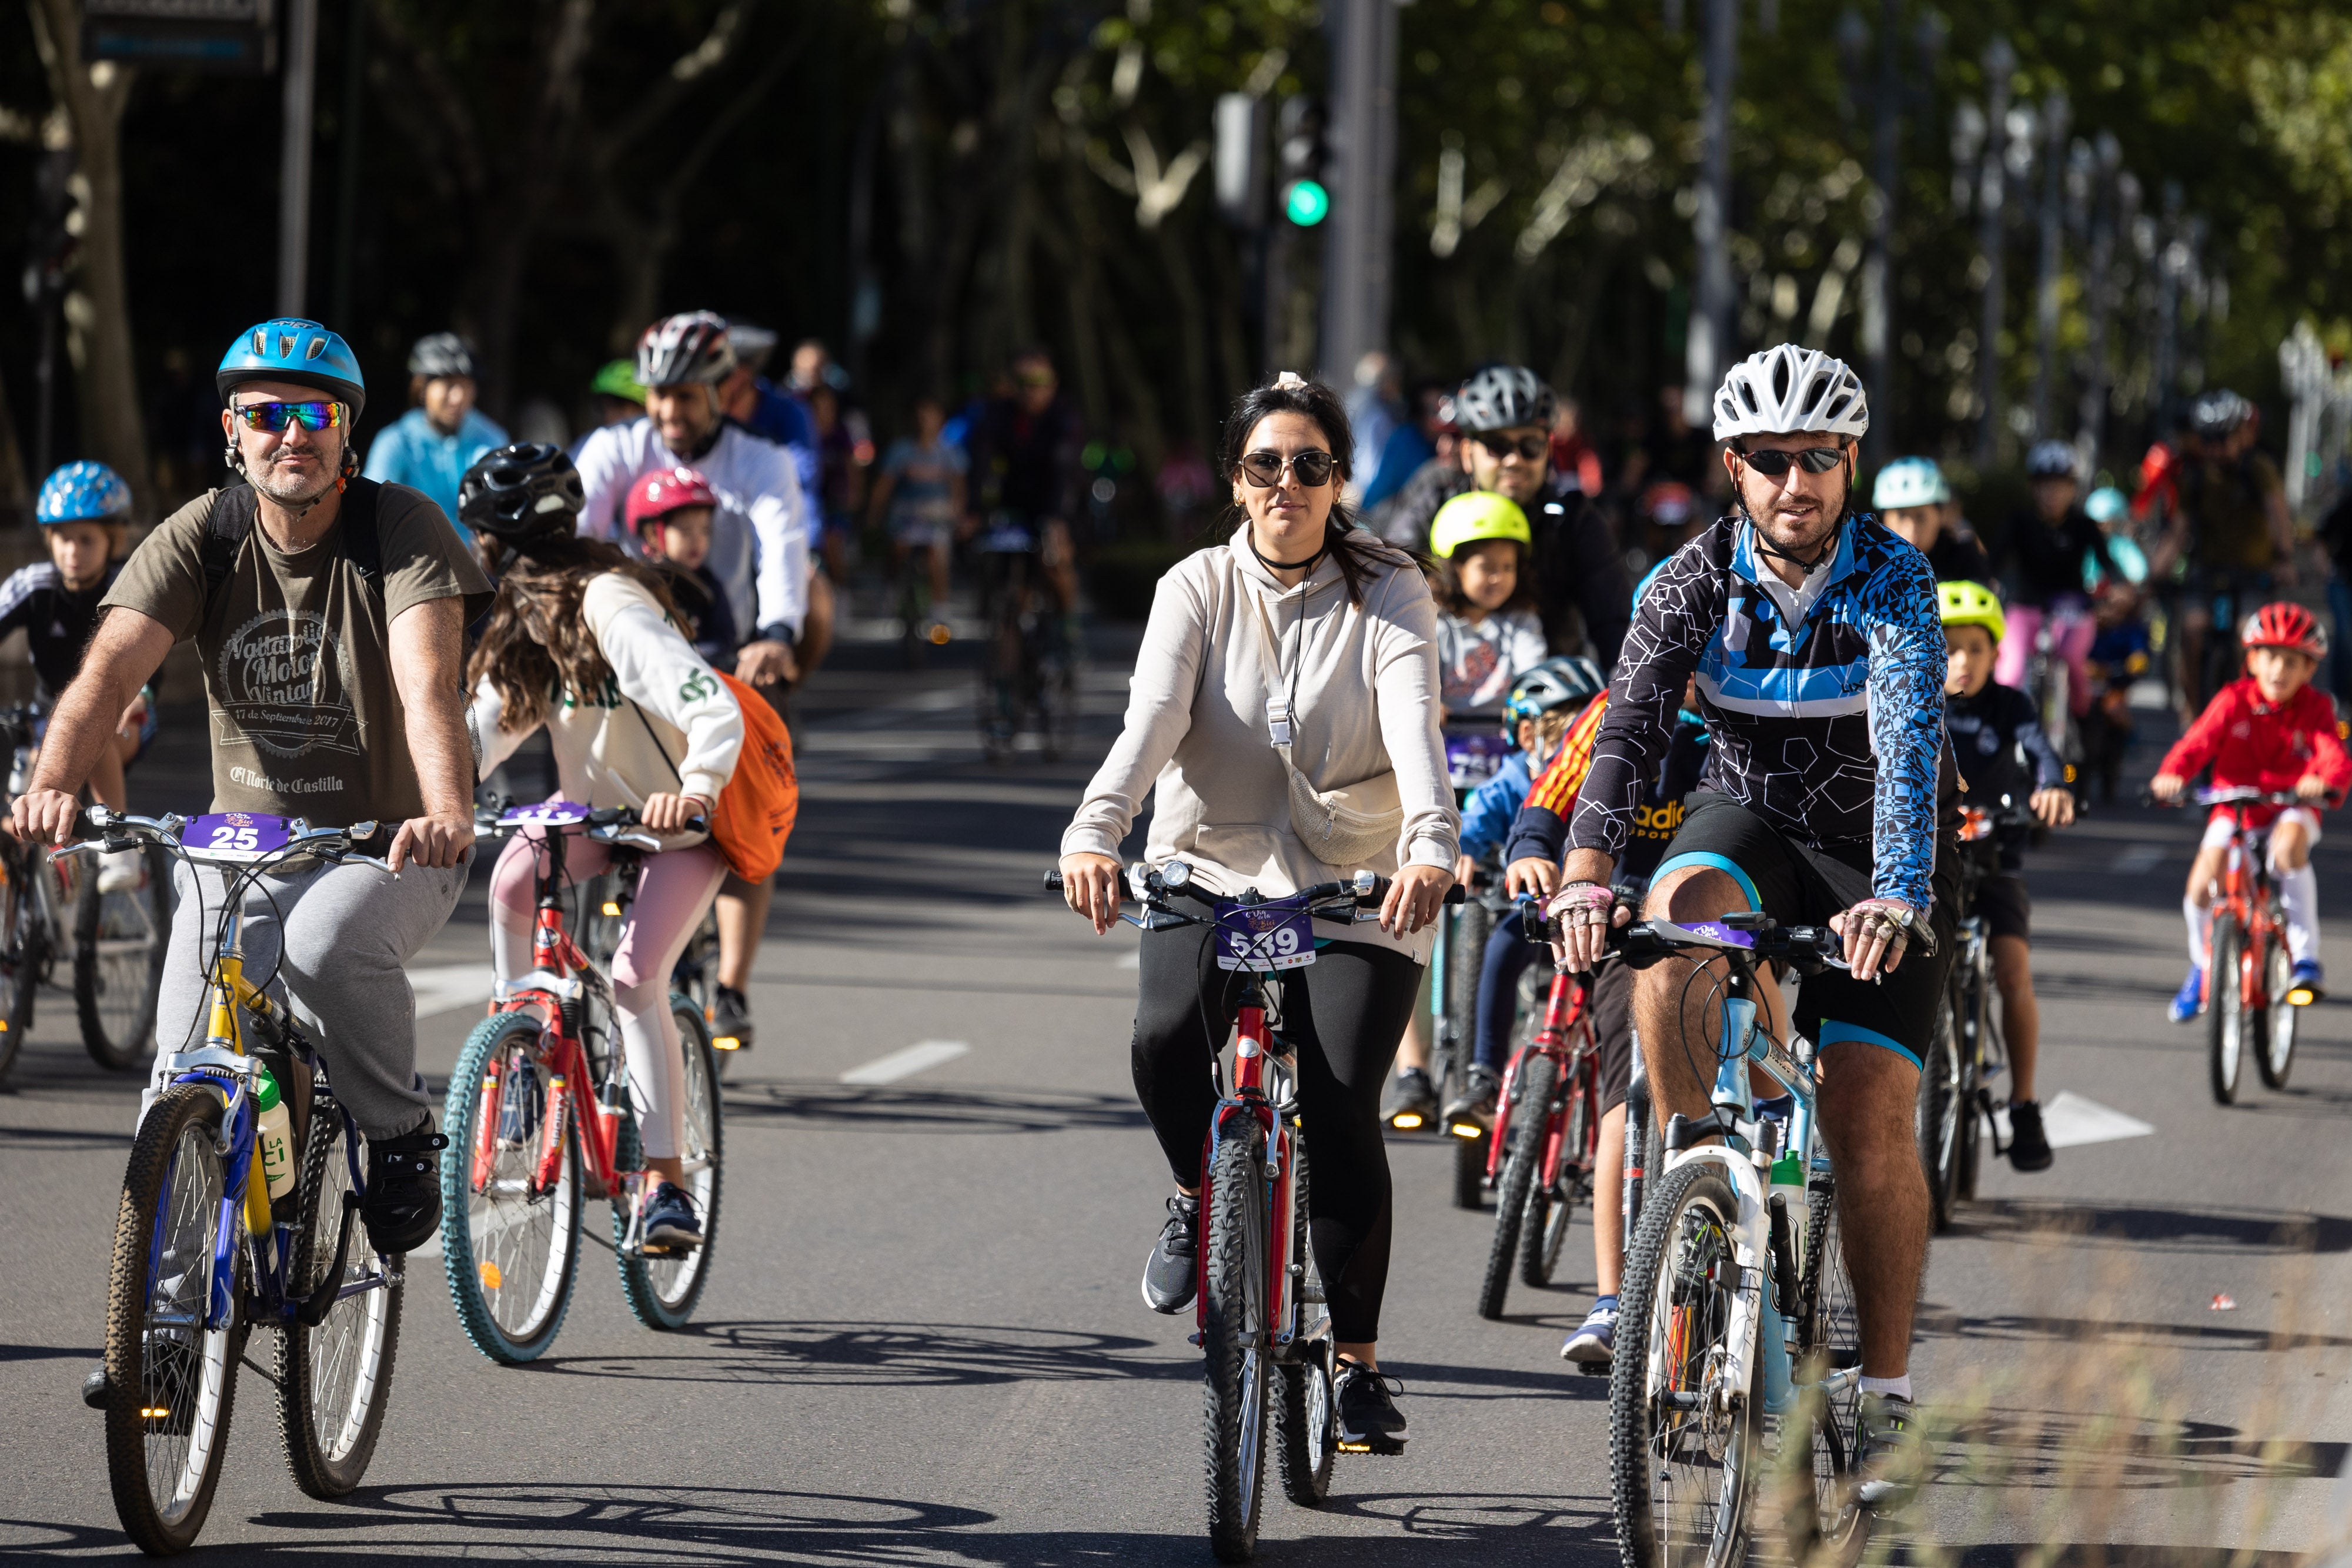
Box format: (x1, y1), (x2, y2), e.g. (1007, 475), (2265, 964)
(338, 476), (384, 596)
(199, 479), (385, 623)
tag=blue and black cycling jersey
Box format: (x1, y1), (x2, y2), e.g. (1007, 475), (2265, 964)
(0, 560), (120, 706)
(1565, 513), (1955, 911)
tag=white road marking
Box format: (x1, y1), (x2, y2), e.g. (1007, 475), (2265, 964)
(410, 963), (495, 1021)
(1117, 950), (1140, 969)
(2112, 845), (2167, 876)
(841, 1040), (971, 1085)
(1993, 1089), (2155, 1151)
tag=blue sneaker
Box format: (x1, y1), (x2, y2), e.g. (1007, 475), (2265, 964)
(1561, 1295), (1618, 1372)
(2169, 967), (2203, 1024)
(640, 1181), (703, 1251)
(2290, 959), (2326, 1004)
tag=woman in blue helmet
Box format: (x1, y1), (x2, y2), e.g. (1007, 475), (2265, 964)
(6, 463), (158, 889)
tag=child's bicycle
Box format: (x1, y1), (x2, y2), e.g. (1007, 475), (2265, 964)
(577, 870), (732, 1077)
(1045, 858), (1464, 1563)
(1587, 912), (1869, 1568)
(2162, 785), (2318, 1104)
(437, 798), (725, 1363)
(1466, 899), (1619, 1322)
(0, 704), (171, 1080)
(68, 807), (406, 1556)
(1917, 802), (2032, 1230)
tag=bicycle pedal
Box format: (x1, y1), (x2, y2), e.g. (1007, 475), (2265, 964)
(1338, 1436), (1406, 1456)
(1574, 1359), (1610, 1378)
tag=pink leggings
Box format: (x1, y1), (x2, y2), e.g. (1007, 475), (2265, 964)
(1994, 603), (2096, 718)
(489, 832), (728, 1159)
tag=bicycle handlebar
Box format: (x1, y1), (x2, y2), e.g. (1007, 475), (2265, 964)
(1043, 861), (1468, 921)
(49, 806), (399, 874)
(473, 794), (707, 847)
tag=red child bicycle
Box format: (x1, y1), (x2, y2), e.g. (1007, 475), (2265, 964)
(2186, 785), (2313, 1104)
(1471, 901), (1612, 1322)
(437, 798), (725, 1362)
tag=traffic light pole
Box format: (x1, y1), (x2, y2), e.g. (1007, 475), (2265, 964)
(278, 0), (319, 316)
(1319, 0), (1398, 384)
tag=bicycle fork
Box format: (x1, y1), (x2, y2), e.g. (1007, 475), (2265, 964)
(1193, 993), (1304, 1353)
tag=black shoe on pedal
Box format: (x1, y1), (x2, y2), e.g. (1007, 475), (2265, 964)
(362, 1123), (450, 1255)
(709, 985), (756, 1053)
(1334, 1360), (1408, 1452)
(640, 1181), (704, 1251)
(1439, 1065), (1501, 1131)
(2006, 1100), (2054, 1172)
(1385, 1068), (1439, 1132)
(1141, 1194), (1200, 1313)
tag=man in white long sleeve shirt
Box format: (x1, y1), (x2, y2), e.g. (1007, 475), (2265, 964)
(570, 309), (803, 1052)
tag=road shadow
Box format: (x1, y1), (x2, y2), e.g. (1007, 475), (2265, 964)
(522, 1319), (1195, 1390)
(1926, 1407), (2345, 1496)
(722, 1082), (1148, 1138)
(1915, 1305), (2352, 1353)
(1945, 1198), (2352, 1256)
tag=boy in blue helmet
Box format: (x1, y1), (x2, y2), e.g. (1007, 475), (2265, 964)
(1874, 456), (1992, 583)
(8, 463), (158, 890)
(361, 333), (509, 544)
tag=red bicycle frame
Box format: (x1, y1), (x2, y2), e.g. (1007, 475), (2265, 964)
(466, 840), (633, 1205)
(2202, 801), (2283, 1017)
(1192, 972), (1301, 1348)
(1485, 965), (1602, 1194)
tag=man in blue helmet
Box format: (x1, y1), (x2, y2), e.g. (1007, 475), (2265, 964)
(14, 319), (493, 1276)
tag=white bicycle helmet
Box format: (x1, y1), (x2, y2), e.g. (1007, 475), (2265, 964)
(1711, 345), (1870, 442)
(1872, 456), (1951, 511)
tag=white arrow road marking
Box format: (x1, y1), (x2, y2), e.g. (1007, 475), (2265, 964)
(409, 963), (496, 1021)
(842, 1040), (970, 1085)
(1993, 1089), (2156, 1150)
(2112, 845), (2167, 876)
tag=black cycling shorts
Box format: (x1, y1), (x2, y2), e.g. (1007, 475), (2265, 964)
(1591, 957), (1633, 1114)
(1974, 871), (2031, 945)
(1648, 793), (1958, 1069)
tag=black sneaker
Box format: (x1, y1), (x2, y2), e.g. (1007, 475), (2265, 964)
(1854, 1392), (1923, 1509)
(1439, 1065), (1502, 1132)
(1385, 1068), (1439, 1132)
(362, 1123), (449, 1256)
(1141, 1195), (1200, 1313)
(2006, 1100), (2054, 1172)
(1334, 1360), (1408, 1452)
(709, 985), (756, 1053)
(640, 1181), (703, 1250)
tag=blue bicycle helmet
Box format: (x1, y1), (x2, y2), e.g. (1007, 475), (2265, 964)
(35, 461), (132, 526)
(216, 317), (367, 420)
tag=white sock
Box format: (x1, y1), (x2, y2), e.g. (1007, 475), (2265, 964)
(2277, 864), (2320, 964)
(1859, 1373), (1913, 1403)
(2184, 897), (2208, 969)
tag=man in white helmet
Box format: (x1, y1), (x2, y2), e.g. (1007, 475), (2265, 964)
(1549, 344), (1955, 1509)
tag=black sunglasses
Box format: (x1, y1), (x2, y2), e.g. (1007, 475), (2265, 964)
(1473, 432), (1549, 462)
(1737, 444), (1848, 477)
(1238, 449), (1338, 488)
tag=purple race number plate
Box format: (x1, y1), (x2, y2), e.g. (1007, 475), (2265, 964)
(182, 812), (295, 862)
(1445, 731), (1511, 791)
(498, 800), (593, 829)
(1677, 920), (1757, 950)
(1214, 902), (1317, 972)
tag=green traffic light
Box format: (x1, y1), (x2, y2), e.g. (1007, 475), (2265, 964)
(1284, 179), (1330, 226)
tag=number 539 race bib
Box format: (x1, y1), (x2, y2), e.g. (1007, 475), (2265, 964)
(1214, 903), (1315, 972)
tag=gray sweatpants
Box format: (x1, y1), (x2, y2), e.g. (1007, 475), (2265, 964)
(142, 850), (473, 1139)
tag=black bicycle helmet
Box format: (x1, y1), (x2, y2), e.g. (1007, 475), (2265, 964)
(1503, 656), (1607, 741)
(408, 332), (477, 380)
(2025, 439), (2078, 479)
(2191, 389), (2253, 441)
(458, 443), (584, 545)
(1454, 365), (1558, 434)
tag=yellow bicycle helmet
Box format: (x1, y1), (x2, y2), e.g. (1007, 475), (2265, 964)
(1937, 580), (2006, 643)
(1429, 490), (1532, 559)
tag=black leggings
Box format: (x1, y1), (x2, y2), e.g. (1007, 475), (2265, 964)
(1132, 924), (1424, 1344)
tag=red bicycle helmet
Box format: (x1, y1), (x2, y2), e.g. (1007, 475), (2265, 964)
(626, 466), (719, 534)
(2241, 601), (2329, 660)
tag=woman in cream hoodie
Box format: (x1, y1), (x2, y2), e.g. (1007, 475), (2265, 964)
(1059, 374), (1458, 1451)
(467, 499), (743, 1254)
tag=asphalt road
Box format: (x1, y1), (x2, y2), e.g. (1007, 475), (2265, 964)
(2, 618), (2349, 1564)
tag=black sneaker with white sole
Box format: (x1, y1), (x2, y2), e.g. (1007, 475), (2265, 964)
(1334, 1360), (1408, 1452)
(362, 1123), (449, 1256)
(1439, 1064), (1502, 1132)
(640, 1181), (703, 1250)
(1141, 1194), (1200, 1313)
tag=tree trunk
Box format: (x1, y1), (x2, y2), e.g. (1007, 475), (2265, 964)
(0, 359), (29, 521)
(28, 0), (153, 517)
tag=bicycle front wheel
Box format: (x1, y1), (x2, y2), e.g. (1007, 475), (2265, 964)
(279, 1094), (402, 1497)
(0, 852), (42, 1083)
(1782, 1172), (1867, 1567)
(615, 995), (725, 1329)
(1915, 989), (1963, 1232)
(1479, 1051), (1554, 1320)
(1525, 1070), (1586, 1288)
(1202, 1119), (1271, 1562)
(439, 1012), (582, 1363)
(2258, 931), (2298, 1090)
(102, 1084), (244, 1556)
(76, 844), (171, 1072)
(2208, 913), (2246, 1105)
(1611, 1158), (1758, 1568)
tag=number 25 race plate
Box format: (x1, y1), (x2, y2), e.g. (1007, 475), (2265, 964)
(183, 812), (295, 862)
(498, 800), (592, 828)
(1215, 902), (1316, 972)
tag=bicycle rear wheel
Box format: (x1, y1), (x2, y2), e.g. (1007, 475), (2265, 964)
(439, 1012), (582, 1363)
(2208, 914), (2246, 1105)
(1782, 1172), (1867, 1567)
(0, 852), (42, 1084)
(615, 995), (725, 1329)
(1202, 1118), (1271, 1562)
(1610, 1158), (1758, 1568)
(279, 1094), (402, 1497)
(76, 844), (171, 1072)
(1272, 1135), (1336, 1507)
(1479, 1051), (1554, 1319)
(102, 1084), (244, 1556)
(2258, 930), (2298, 1090)
(1914, 988), (1963, 1232)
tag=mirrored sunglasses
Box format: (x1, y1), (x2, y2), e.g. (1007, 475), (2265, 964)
(232, 400), (343, 433)
(1238, 449), (1337, 488)
(1738, 444), (1846, 477)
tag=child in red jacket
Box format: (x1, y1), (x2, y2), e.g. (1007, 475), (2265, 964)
(2151, 602), (2351, 1019)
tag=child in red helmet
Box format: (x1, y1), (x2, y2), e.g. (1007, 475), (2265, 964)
(2151, 601), (2351, 1017)
(626, 466), (738, 666)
